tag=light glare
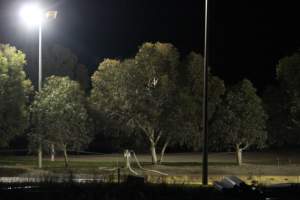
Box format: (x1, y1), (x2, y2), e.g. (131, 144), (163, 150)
(20, 4), (44, 26)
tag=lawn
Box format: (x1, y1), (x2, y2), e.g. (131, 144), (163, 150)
(1, 151), (300, 184)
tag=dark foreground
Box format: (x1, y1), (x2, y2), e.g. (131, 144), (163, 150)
(1, 182), (300, 200)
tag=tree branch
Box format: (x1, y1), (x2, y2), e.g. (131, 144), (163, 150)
(241, 143), (250, 151)
(154, 131), (162, 145)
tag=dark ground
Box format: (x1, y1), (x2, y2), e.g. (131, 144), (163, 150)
(1, 182), (300, 200)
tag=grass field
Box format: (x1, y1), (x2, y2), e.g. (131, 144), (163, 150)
(1, 151), (300, 184)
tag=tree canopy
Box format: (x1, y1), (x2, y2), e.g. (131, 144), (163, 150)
(25, 44), (90, 91)
(277, 51), (300, 144)
(0, 44), (32, 147)
(30, 76), (91, 166)
(212, 79), (267, 165)
(91, 42), (184, 164)
(0, 40), (280, 167)
(263, 85), (291, 147)
(178, 52), (225, 150)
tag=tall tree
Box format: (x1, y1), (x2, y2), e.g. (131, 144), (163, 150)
(26, 44), (90, 162)
(43, 44), (78, 79)
(88, 59), (132, 151)
(30, 76), (91, 167)
(157, 102), (185, 163)
(178, 52), (225, 151)
(277, 51), (300, 144)
(75, 63), (90, 91)
(25, 44), (90, 90)
(90, 42), (181, 164)
(263, 85), (291, 147)
(156, 52), (226, 162)
(0, 44), (32, 147)
(212, 79), (267, 165)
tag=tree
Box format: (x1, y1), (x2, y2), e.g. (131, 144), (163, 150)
(43, 44), (78, 79)
(30, 76), (91, 167)
(157, 102), (184, 163)
(26, 44), (90, 162)
(0, 44), (32, 147)
(212, 79), (267, 165)
(90, 42), (181, 164)
(178, 52), (225, 151)
(75, 64), (90, 91)
(25, 44), (90, 90)
(262, 85), (291, 147)
(88, 59), (134, 152)
(277, 51), (300, 144)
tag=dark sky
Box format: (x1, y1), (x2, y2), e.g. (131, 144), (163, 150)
(0, 0), (299, 91)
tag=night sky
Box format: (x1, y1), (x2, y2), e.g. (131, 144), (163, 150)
(0, 0), (299, 92)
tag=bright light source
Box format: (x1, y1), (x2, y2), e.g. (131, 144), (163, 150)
(20, 4), (44, 26)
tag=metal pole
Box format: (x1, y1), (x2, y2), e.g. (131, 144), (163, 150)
(38, 23), (42, 92)
(38, 22), (43, 169)
(202, 0), (209, 185)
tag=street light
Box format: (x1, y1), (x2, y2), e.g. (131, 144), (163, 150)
(20, 3), (57, 169)
(20, 4), (44, 27)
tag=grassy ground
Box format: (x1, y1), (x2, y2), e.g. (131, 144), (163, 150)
(1, 151), (300, 184)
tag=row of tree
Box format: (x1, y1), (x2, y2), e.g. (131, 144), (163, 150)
(89, 43), (267, 165)
(0, 42), (299, 166)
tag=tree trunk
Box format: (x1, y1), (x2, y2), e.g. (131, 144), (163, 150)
(159, 139), (170, 164)
(236, 147), (242, 166)
(123, 149), (138, 175)
(124, 149), (131, 169)
(150, 142), (158, 165)
(50, 144), (55, 162)
(63, 145), (69, 168)
(38, 143), (42, 169)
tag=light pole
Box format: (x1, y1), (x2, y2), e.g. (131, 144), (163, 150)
(38, 22), (42, 92)
(38, 21), (43, 168)
(20, 4), (57, 168)
(202, 0), (209, 185)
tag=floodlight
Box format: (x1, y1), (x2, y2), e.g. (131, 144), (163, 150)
(46, 11), (58, 20)
(20, 4), (44, 26)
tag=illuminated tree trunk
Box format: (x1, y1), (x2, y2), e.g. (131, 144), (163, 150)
(38, 143), (42, 168)
(138, 124), (161, 165)
(124, 149), (131, 169)
(50, 144), (55, 162)
(150, 142), (158, 165)
(235, 145), (242, 166)
(159, 138), (170, 164)
(123, 149), (138, 175)
(63, 145), (69, 168)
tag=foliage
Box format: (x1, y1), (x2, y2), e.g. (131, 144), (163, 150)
(0, 44), (32, 147)
(262, 85), (292, 147)
(88, 59), (133, 151)
(277, 52), (300, 95)
(178, 52), (225, 150)
(212, 79), (267, 152)
(43, 44), (78, 79)
(74, 63), (90, 91)
(90, 42), (183, 164)
(30, 76), (91, 151)
(277, 51), (300, 144)
(24, 44), (90, 90)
